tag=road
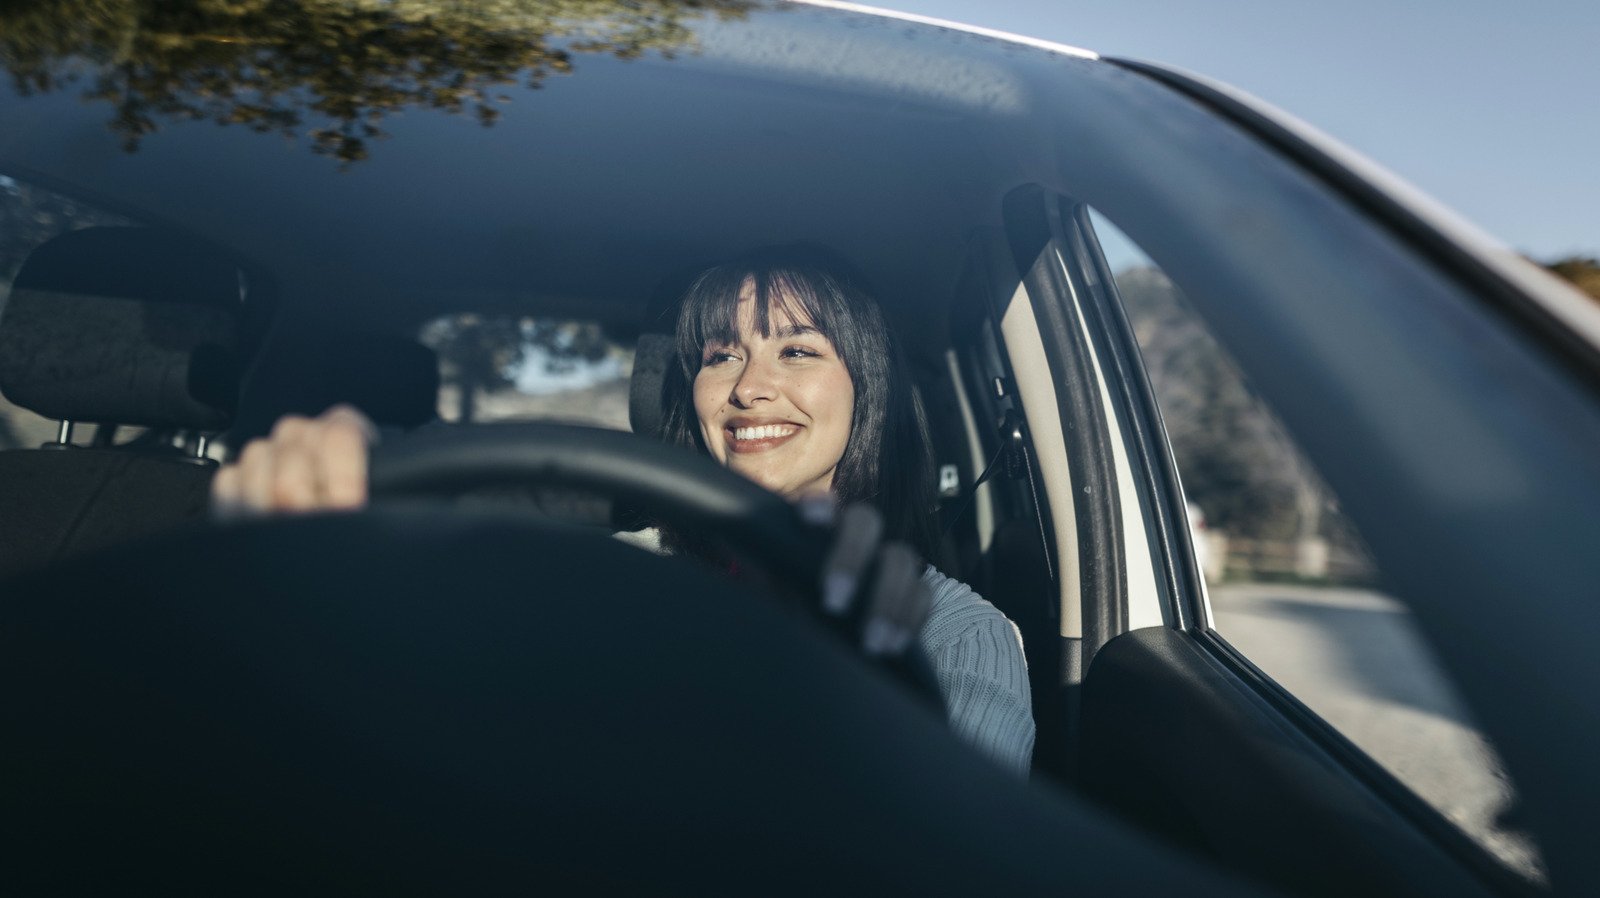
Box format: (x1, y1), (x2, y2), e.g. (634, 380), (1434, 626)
(1208, 582), (1543, 881)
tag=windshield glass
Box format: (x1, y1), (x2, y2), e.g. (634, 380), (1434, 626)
(419, 313), (633, 429)
(0, 0), (762, 164)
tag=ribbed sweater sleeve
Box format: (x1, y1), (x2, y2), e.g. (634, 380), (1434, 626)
(918, 567), (1036, 775)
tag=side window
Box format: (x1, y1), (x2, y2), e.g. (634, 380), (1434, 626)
(1087, 209), (1544, 884)
(417, 314), (634, 430)
(0, 175), (131, 449)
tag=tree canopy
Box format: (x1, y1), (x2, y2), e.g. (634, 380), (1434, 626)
(0, 0), (757, 164)
(1547, 256), (1600, 302)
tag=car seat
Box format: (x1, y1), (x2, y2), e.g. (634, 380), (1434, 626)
(0, 227), (245, 577)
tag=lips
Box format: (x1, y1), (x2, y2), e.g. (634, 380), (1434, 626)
(726, 421), (800, 453)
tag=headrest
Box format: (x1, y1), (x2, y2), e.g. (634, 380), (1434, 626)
(233, 328), (440, 442)
(628, 333), (675, 439)
(628, 268), (696, 439)
(0, 227), (243, 430)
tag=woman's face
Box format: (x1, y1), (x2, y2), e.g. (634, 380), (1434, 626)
(693, 283), (855, 499)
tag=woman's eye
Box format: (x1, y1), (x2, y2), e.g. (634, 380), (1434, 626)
(703, 349), (736, 365)
(782, 345), (820, 359)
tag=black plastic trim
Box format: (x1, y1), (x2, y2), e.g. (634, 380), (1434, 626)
(1193, 628), (1545, 896)
(1059, 201), (1203, 631)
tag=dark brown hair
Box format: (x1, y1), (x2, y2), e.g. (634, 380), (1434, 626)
(659, 244), (936, 557)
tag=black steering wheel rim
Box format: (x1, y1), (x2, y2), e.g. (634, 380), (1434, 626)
(367, 422), (830, 594)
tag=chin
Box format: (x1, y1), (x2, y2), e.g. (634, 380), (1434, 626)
(723, 463), (777, 492)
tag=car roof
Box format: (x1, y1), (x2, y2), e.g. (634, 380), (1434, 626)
(788, 0), (1100, 60)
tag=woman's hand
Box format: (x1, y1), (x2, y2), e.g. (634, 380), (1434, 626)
(211, 404), (378, 518)
(808, 499), (932, 659)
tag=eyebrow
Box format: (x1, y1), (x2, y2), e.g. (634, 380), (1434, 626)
(777, 323), (822, 338)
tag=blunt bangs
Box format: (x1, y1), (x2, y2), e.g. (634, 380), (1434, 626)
(674, 262), (850, 381)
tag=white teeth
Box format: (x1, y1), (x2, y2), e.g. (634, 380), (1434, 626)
(734, 424), (795, 441)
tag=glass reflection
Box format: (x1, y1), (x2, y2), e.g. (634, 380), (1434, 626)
(0, 0), (758, 163)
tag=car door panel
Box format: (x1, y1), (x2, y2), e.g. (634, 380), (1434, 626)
(1082, 626), (1518, 898)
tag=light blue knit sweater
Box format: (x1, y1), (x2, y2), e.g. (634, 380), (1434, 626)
(919, 567), (1035, 775)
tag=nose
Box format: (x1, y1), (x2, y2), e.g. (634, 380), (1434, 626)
(732, 355), (779, 407)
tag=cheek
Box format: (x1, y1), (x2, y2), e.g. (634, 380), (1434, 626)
(836, 388), (857, 448)
(691, 372), (724, 453)
(809, 368), (855, 442)
(691, 372), (712, 420)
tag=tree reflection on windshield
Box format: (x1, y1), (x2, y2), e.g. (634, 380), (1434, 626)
(0, 0), (757, 164)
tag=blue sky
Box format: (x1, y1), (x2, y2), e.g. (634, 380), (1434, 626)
(877, 0), (1598, 261)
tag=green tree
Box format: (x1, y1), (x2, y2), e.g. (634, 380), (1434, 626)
(0, 0), (757, 164)
(1547, 256), (1600, 302)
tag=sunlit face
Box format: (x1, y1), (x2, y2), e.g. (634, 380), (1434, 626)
(693, 284), (855, 499)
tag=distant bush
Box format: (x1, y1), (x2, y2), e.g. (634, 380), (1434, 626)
(1546, 256), (1600, 301)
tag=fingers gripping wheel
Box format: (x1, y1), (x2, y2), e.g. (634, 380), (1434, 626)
(366, 423), (942, 703)
(810, 500), (942, 705)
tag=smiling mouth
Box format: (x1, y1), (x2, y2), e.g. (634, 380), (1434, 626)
(727, 423), (799, 453)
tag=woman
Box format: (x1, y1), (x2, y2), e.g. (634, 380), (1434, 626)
(212, 246), (1035, 773)
(659, 246), (935, 556)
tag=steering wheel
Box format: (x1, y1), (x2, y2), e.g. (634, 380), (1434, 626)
(366, 422), (941, 702)
(368, 422), (829, 597)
